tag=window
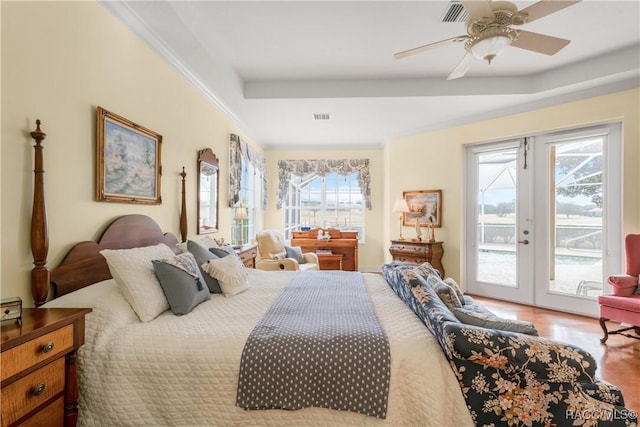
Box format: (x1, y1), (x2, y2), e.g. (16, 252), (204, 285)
(283, 172), (365, 241)
(232, 161), (263, 245)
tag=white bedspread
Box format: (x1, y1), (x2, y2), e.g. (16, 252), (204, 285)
(44, 269), (472, 427)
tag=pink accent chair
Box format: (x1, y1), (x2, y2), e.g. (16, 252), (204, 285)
(598, 234), (640, 343)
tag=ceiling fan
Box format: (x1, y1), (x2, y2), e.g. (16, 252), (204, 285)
(394, 0), (581, 80)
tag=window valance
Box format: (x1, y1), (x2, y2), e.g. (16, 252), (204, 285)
(277, 159), (371, 210)
(229, 134), (267, 209)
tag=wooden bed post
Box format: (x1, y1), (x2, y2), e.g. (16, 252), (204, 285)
(30, 120), (50, 307)
(180, 166), (187, 242)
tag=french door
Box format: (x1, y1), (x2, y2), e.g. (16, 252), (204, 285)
(465, 124), (622, 316)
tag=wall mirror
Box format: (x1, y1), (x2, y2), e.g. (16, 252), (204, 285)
(197, 148), (219, 234)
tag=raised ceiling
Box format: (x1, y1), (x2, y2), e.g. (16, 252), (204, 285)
(104, 1), (640, 149)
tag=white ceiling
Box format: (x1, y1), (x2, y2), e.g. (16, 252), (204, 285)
(103, 1), (640, 150)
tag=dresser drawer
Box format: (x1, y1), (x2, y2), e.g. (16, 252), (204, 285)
(1, 325), (73, 382)
(19, 396), (63, 427)
(1, 357), (65, 426)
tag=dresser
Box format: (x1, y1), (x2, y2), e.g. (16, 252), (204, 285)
(235, 244), (257, 268)
(291, 229), (358, 271)
(388, 240), (445, 277)
(1, 307), (91, 427)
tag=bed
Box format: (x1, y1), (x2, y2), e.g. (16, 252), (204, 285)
(36, 215), (471, 426)
(26, 121), (472, 426)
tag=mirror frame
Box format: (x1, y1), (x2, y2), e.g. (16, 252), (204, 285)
(197, 148), (219, 235)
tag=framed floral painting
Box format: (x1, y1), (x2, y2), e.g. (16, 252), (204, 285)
(96, 107), (162, 204)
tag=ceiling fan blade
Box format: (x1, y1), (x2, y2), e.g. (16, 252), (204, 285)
(511, 30), (571, 55)
(447, 53), (474, 80)
(461, 1), (494, 21)
(518, 1), (582, 24)
(394, 35), (467, 60)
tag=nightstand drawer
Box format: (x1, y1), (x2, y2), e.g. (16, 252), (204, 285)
(1, 324), (72, 382)
(1, 357), (65, 426)
(20, 396), (64, 427)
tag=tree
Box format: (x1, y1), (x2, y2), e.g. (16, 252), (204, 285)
(496, 201), (515, 217)
(555, 146), (603, 207)
(556, 202), (583, 218)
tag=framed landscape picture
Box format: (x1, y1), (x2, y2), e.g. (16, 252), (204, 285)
(403, 189), (442, 227)
(96, 107), (162, 204)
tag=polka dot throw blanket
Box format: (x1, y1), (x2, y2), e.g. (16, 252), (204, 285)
(236, 271), (391, 419)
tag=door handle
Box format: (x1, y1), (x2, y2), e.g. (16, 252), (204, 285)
(518, 240), (529, 245)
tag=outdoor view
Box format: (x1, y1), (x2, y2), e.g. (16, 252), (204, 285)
(284, 172), (364, 240)
(477, 139), (604, 298)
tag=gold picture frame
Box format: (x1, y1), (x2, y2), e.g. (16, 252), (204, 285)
(96, 107), (162, 204)
(402, 189), (442, 227)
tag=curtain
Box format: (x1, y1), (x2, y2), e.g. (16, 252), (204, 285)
(276, 159), (372, 209)
(229, 134), (267, 209)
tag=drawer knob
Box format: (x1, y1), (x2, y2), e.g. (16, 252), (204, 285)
(42, 341), (54, 353)
(32, 383), (46, 397)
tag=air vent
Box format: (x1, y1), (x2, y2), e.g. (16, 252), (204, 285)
(441, 1), (468, 23)
(312, 113), (331, 121)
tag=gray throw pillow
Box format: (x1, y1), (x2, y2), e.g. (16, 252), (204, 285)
(152, 253), (211, 315)
(210, 247), (234, 258)
(285, 245), (306, 264)
(187, 240), (222, 294)
(451, 307), (539, 336)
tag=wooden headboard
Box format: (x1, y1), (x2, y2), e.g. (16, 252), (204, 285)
(29, 121), (186, 305)
(50, 215), (180, 299)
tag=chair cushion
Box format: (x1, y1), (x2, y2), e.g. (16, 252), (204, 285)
(598, 294), (640, 312)
(256, 230), (286, 259)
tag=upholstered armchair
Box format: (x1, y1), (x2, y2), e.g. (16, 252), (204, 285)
(255, 230), (319, 271)
(598, 233), (640, 342)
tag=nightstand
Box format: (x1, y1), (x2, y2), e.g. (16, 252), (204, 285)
(235, 244), (257, 268)
(389, 240), (445, 277)
(1, 307), (91, 427)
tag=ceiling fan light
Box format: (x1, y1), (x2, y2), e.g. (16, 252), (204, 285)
(470, 34), (512, 63)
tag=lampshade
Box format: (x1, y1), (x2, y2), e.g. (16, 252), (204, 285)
(392, 199), (410, 213)
(467, 27), (517, 64)
(234, 206), (248, 221)
(470, 35), (512, 62)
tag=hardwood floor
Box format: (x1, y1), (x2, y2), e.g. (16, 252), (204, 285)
(471, 295), (640, 412)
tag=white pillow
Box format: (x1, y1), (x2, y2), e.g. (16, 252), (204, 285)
(100, 243), (176, 322)
(201, 254), (250, 297)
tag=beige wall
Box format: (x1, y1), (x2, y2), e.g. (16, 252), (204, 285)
(386, 88), (640, 283)
(2, 2), (638, 308)
(263, 149), (386, 271)
(1, 2), (258, 305)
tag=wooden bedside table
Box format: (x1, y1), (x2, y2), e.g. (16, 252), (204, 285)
(1, 307), (91, 427)
(235, 244), (257, 268)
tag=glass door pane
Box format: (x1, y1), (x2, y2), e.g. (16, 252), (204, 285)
(548, 140), (604, 297)
(477, 150), (518, 287)
(466, 141), (532, 305)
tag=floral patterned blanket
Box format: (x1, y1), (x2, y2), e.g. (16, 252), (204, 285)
(382, 262), (637, 427)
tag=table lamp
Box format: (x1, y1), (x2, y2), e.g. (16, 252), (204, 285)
(392, 199), (410, 240)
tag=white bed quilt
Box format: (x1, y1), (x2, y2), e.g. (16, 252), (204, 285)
(44, 269), (472, 427)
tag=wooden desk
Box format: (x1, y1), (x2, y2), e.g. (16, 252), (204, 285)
(291, 228), (358, 271)
(317, 253), (343, 270)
